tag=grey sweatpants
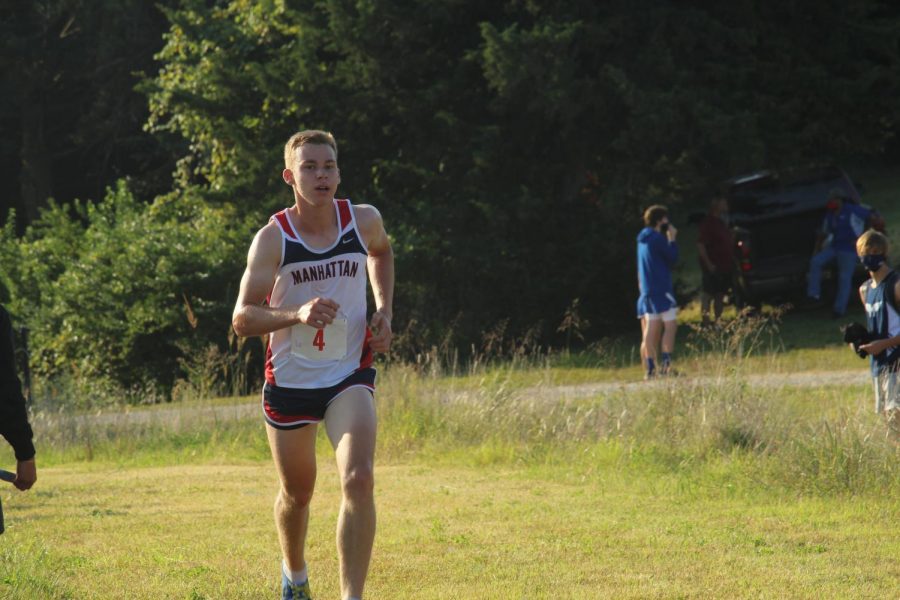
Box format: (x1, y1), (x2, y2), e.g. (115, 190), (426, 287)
(874, 371), (900, 414)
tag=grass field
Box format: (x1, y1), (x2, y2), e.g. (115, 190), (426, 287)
(3, 348), (900, 599)
(3, 457), (900, 599)
(2, 170), (898, 599)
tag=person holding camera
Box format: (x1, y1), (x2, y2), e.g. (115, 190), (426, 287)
(637, 205), (679, 379)
(853, 230), (900, 418)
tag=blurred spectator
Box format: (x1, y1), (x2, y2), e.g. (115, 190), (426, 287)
(637, 205), (679, 379)
(806, 188), (872, 318)
(697, 196), (733, 324)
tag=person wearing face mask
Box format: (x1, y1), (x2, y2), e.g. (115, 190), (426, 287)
(806, 188), (873, 318)
(854, 230), (900, 421)
(696, 196), (733, 325)
(637, 204), (679, 379)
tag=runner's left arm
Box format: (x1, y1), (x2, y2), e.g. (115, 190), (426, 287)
(357, 205), (394, 353)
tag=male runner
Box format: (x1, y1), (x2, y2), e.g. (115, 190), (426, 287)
(232, 130), (393, 600)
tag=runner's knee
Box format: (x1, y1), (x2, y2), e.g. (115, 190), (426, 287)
(341, 464), (374, 500)
(280, 482), (315, 508)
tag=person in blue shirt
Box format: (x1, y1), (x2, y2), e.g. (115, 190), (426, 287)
(807, 188), (873, 318)
(637, 205), (679, 379)
(853, 230), (900, 424)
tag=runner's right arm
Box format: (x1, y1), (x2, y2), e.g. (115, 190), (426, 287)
(232, 223), (339, 337)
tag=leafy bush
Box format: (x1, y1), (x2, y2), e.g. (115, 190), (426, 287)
(0, 181), (253, 396)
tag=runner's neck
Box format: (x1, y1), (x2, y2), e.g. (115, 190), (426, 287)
(290, 199), (338, 236)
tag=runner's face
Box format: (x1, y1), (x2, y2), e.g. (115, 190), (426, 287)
(285, 143), (340, 206)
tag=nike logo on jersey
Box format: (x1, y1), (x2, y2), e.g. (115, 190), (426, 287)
(342, 236), (354, 244)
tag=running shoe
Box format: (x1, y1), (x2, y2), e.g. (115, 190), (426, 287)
(281, 572), (313, 600)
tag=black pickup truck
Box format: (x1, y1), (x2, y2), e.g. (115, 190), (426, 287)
(724, 165), (868, 308)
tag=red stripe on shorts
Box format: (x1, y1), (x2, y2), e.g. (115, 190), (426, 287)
(264, 402), (319, 424)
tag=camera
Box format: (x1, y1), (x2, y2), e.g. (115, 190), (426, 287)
(841, 322), (876, 358)
(660, 223), (669, 234)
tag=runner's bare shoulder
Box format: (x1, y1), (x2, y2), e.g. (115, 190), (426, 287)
(248, 220), (284, 267)
(352, 204), (386, 245)
(352, 203), (382, 226)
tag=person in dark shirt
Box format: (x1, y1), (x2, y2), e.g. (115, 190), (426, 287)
(0, 304), (36, 492)
(696, 196), (734, 325)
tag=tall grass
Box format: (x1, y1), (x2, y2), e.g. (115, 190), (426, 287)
(18, 312), (900, 497)
(375, 358), (899, 493)
(375, 312), (900, 496)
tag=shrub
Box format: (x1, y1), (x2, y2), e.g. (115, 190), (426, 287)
(0, 181), (254, 397)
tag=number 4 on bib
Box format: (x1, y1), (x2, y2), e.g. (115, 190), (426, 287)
(313, 329), (325, 351)
(291, 316), (348, 361)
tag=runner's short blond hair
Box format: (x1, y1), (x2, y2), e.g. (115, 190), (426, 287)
(284, 130), (338, 169)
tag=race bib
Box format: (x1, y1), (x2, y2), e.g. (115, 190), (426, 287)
(291, 315), (348, 361)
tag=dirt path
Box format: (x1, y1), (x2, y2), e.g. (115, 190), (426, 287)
(540, 369), (870, 400)
(42, 369), (870, 429)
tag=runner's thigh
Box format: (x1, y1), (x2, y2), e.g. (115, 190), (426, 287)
(266, 422), (318, 492)
(324, 387), (376, 468)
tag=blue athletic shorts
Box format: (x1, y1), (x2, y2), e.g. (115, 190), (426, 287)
(262, 367), (376, 430)
(637, 292), (676, 318)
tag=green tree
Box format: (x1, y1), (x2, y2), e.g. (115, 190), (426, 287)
(0, 0), (177, 228)
(144, 0), (900, 355)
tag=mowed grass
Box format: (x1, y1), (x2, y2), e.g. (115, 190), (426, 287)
(3, 453), (900, 599)
(3, 350), (900, 599)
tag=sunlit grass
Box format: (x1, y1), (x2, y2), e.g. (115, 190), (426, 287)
(3, 327), (900, 598)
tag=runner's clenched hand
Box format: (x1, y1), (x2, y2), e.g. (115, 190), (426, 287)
(369, 311), (392, 353)
(298, 297), (340, 329)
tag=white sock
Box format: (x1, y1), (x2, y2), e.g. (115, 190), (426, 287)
(282, 560), (308, 584)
